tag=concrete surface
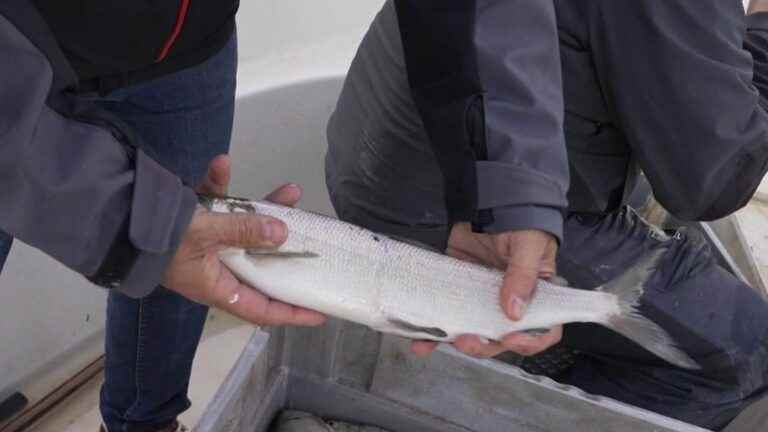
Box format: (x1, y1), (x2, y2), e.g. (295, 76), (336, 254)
(29, 311), (252, 432)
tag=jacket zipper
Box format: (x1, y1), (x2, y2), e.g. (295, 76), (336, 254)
(155, 0), (191, 62)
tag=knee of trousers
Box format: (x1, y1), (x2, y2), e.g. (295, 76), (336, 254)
(561, 208), (768, 393)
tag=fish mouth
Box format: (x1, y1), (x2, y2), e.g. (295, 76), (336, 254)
(197, 193), (216, 210)
(197, 194), (257, 213)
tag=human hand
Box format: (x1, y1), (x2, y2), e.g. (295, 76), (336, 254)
(162, 155), (326, 327)
(411, 223), (562, 358)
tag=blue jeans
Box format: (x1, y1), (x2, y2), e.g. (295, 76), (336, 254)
(0, 232), (10, 270)
(96, 35), (237, 432)
(0, 35), (236, 431)
(99, 36), (237, 432)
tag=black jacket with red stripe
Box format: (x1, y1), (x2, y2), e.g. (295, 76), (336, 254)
(0, 0), (239, 297)
(34, 0), (239, 94)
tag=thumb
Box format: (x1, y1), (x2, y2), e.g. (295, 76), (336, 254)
(197, 155), (231, 196)
(205, 212), (288, 249)
(497, 231), (549, 321)
(264, 183), (302, 207)
(501, 260), (541, 321)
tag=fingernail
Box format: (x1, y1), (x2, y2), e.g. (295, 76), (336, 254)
(509, 297), (527, 320)
(478, 337), (491, 345)
(262, 221), (286, 243)
(261, 221), (274, 241)
(268, 221), (286, 242)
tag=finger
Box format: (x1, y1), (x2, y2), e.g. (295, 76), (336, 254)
(539, 248), (558, 279)
(447, 223), (504, 269)
(216, 278), (326, 327)
(540, 263), (557, 278)
(500, 326), (563, 357)
(499, 233), (549, 320)
(501, 262), (541, 321)
(208, 155), (231, 190)
(206, 212), (288, 248)
(411, 340), (440, 357)
(453, 335), (508, 359)
(197, 155), (231, 196)
(264, 183), (302, 207)
(251, 296), (327, 327)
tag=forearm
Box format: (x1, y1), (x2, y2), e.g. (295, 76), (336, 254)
(0, 1), (197, 297)
(394, 0), (568, 241)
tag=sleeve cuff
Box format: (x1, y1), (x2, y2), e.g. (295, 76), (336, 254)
(475, 161), (567, 210)
(115, 187), (197, 298)
(747, 11), (768, 31)
(480, 205), (564, 244)
(91, 150), (199, 298)
(473, 160), (567, 243)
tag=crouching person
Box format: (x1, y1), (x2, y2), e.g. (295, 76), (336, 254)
(325, 1), (768, 429)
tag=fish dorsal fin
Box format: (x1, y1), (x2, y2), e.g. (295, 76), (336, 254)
(387, 318), (448, 339)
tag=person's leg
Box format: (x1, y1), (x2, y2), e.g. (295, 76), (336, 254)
(326, 112), (768, 430)
(325, 109), (449, 250)
(0, 230), (11, 272)
(555, 208), (768, 430)
(93, 34), (237, 432)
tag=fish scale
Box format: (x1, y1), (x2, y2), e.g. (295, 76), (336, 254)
(205, 196), (700, 370)
(377, 244), (614, 338)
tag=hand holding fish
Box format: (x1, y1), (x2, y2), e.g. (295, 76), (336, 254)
(411, 224), (562, 359)
(162, 155), (326, 327)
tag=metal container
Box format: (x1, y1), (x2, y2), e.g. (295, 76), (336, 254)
(195, 320), (709, 432)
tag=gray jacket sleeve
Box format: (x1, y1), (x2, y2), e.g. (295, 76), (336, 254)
(394, 0), (568, 242)
(0, 2), (197, 298)
(589, 1), (768, 221)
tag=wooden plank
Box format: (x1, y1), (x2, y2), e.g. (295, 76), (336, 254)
(0, 357), (104, 432)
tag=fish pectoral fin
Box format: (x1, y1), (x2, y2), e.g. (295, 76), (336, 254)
(246, 249), (319, 259)
(387, 318), (448, 339)
(522, 328), (552, 336)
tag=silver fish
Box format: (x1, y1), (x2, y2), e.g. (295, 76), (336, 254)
(271, 410), (391, 432)
(203, 196), (698, 369)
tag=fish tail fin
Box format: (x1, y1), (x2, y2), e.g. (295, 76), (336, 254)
(599, 249), (700, 370)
